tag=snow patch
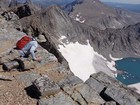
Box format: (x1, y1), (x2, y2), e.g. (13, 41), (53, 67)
(60, 36), (66, 40)
(59, 35), (69, 44)
(58, 41), (96, 81)
(58, 41), (118, 81)
(75, 17), (85, 23)
(74, 13), (85, 23)
(109, 54), (122, 61)
(106, 54), (123, 77)
(106, 61), (116, 71)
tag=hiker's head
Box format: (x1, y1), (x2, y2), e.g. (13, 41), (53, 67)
(35, 34), (46, 43)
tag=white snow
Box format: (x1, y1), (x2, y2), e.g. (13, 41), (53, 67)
(75, 17), (85, 23)
(74, 13), (85, 23)
(106, 61), (116, 71)
(129, 83), (140, 94)
(106, 54), (123, 77)
(76, 14), (80, 17)
(123, 76), (126, 79)
(79, 19), (85, 23)
(59, 36), (66, 40)
(109, 54), (122, 61)
(58, 41), (96, 81)
(75, 17), (81, 21)
(58, 40), (118, 81)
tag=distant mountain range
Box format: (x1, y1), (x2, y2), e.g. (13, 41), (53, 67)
(64, 0), (140, 29)
(103, 2), (140, 13)
(2, 0), (140, 30)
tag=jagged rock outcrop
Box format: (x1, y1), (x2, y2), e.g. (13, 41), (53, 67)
(86, 72), (140, 105)
(1, 0), (41, 20)
(64, 0), (140, 30)
(35, 71), (140, 105)
(89, 23), (140, 58)
(0, 0), (11, 9)
(33, 75), (61, 96)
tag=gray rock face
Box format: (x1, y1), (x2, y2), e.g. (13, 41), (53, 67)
(16, 72), (40, 86)
(105, 86), (138, 105)
(85, 76), (105, 93)
(85, 72), (140, 105)
(0, 0), (11, 9)
(2, 11), (19, 21)
(104, 101), (117, 105)
(36, 75), (104, 105)
(38, 92), (78, 105)
(87, 71), (124, 88)
(33, 75), (61, 96)
(35, 71), (140, 105)
(58, 75), (83, 88)
(73, 84), (105, 104)
(1, 0), (42, 20)
(90, 23), (140, 58)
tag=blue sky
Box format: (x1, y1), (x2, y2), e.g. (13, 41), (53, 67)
(100, 0), (140, 4)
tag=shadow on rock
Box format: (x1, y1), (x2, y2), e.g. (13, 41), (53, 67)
(25, 85), (40, 99)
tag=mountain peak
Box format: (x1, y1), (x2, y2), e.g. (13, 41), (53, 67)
(65, 0), (140, 29)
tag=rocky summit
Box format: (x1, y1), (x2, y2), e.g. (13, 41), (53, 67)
(0, 0), (140, 105)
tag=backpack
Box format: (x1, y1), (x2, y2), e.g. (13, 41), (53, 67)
(16, 35), (32, 50)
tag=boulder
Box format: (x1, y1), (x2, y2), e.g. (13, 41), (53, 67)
(33, 75), (60, 97)
(38, 92), (78, 105)
(104, 86), (139, 105)
(16, 72), (40, 86)
(104, 101), (117, 105)
(85, 76), (105, 93)
(58, 75), (83, 89)
(0, 74), (14, 81)
(74, 84), (105, 105)
(89, 71), (124, 87)
(58, 75), (104, 105)
(2, 11), (19, 21)
(85, 71), (140, 105)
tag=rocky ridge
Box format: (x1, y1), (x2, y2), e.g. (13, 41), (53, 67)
(0, 1), (140, 105)
(64, 0), (140, 30)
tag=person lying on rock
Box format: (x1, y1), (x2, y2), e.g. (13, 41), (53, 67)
(0, 34), (47, 64)
(18, 34), (47, 62)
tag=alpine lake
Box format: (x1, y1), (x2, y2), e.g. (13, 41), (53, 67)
(115, 57), (140, 85)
